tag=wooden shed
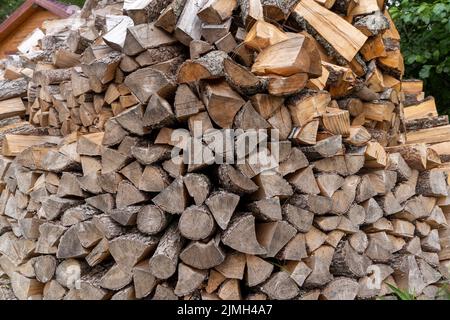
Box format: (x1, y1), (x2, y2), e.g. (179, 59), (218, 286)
(0, 0), (77, 58)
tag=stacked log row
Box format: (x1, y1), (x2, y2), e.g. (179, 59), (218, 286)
(0, 0), (449, 300)
(0, 120), (448, 300)
(1, 0), (407, 147)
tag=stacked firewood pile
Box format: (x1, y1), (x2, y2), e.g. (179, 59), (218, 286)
(0, 0), (449, 300)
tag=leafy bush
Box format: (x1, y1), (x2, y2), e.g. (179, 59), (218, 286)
(389, 0), (450, 114)
(0, 0), (86, 24)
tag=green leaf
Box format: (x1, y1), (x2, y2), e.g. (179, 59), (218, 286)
(386, 284), (416, 300)
(433, 3), (447, 15)
(419, 65), (433, 78)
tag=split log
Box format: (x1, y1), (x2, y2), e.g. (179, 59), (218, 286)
(155, 0), (188, 33)
(174, 263), (207, 296)
(180, 236), (225, 269)
(224, 59), (268, 96)
(244, 20), (289, 52)
(261, 271), (299, 300)
(239, 0), (264, 27)
(109, 206), (140, 227)
(174, 0), (208, 46)
(137, 205), (170, 235)
(109, 233), (159, 271)
(132, 260), (158, 299)
(124, 23), (177, 56)
(116, 181), (149, 209)
(178, 51), (228, 83)
(0, 79), (28, 101)
(261, 0), (298, 21)
(152, 178), (188, 214)
(198, 0), (237, 24)
(148, 223), (184, 279)
(10, 272), (44, 300)
(152, 283), (177, 300)
(248, 197), (282, 222)
(218, 164), (259, 194)
(416, 170), (448, 197)
(291, 0), (367, 63)
(0, 98), (26, 120)
(303, 245), (334, 288)
(33, 255), (57, 284)
(289, 194), (332, 215)
(99, 264), (132, 291)
(245, 254), (273, 287)
(123, 0), (173, 24)
(301, 135), (343, 160)
(331, 241), (371, 278)
(183, 173), (211, 205)
(287, 91), (331, 126)
(252, 36), (322, 78)
(124, 67), (175, 104)
(56, 225), (90, 259)
(321, 277), (358, 300)
(200, 80), (246, 129)
(179, 205), (215, 240)
(205, 191), (240, 230)
(221, 214), (266, 255)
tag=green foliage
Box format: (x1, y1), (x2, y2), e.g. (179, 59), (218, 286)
(0, 0), (86, 24)
(386, 283), (417, 300)
(389, 0), (450, 114)
(0, 0), (24, 23)
(437, 282), (450, 299)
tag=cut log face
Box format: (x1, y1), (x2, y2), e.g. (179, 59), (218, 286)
(252, 36), (321, 78)
(224, 59), (267, 96)
(124, 67), (175, 104)
(215, 251), (246, 280)
(116, 181), (149, 209)
(178, 50), (228, 83)
(248, 197), (282, 222)
(109, 233), (159, 271)
(174, 263), (207, 296)
(179, 205), (215, 240)
(100, 264), (133, 291)
(321, 277), (359, 300)
(331, 241), (371, 278)
(152, 178), (188, 214)
(221, 214), (267, 255)
(218, 164), (259, 195)
(198, 0), (237, 24)
(183, 173), (211, 205)
(124, 22), (177, 56)
(180, 236), (225, 269)
(34, 255), (57, 284)
(56, 225), (90, 259)
(261, 271), (300, 300)
(205, 191), (240, 230)
(256, 221), (297, 258)
(292, 0), (367, 62)
(201, 80), (246, 129)
(245, 254), (274, 287)
(137, 205), (170, 235)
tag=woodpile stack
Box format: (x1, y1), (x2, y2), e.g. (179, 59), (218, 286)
(0, 0), (449, 300)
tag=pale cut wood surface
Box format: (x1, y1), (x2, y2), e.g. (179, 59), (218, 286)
(293, 0), (368, 62)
